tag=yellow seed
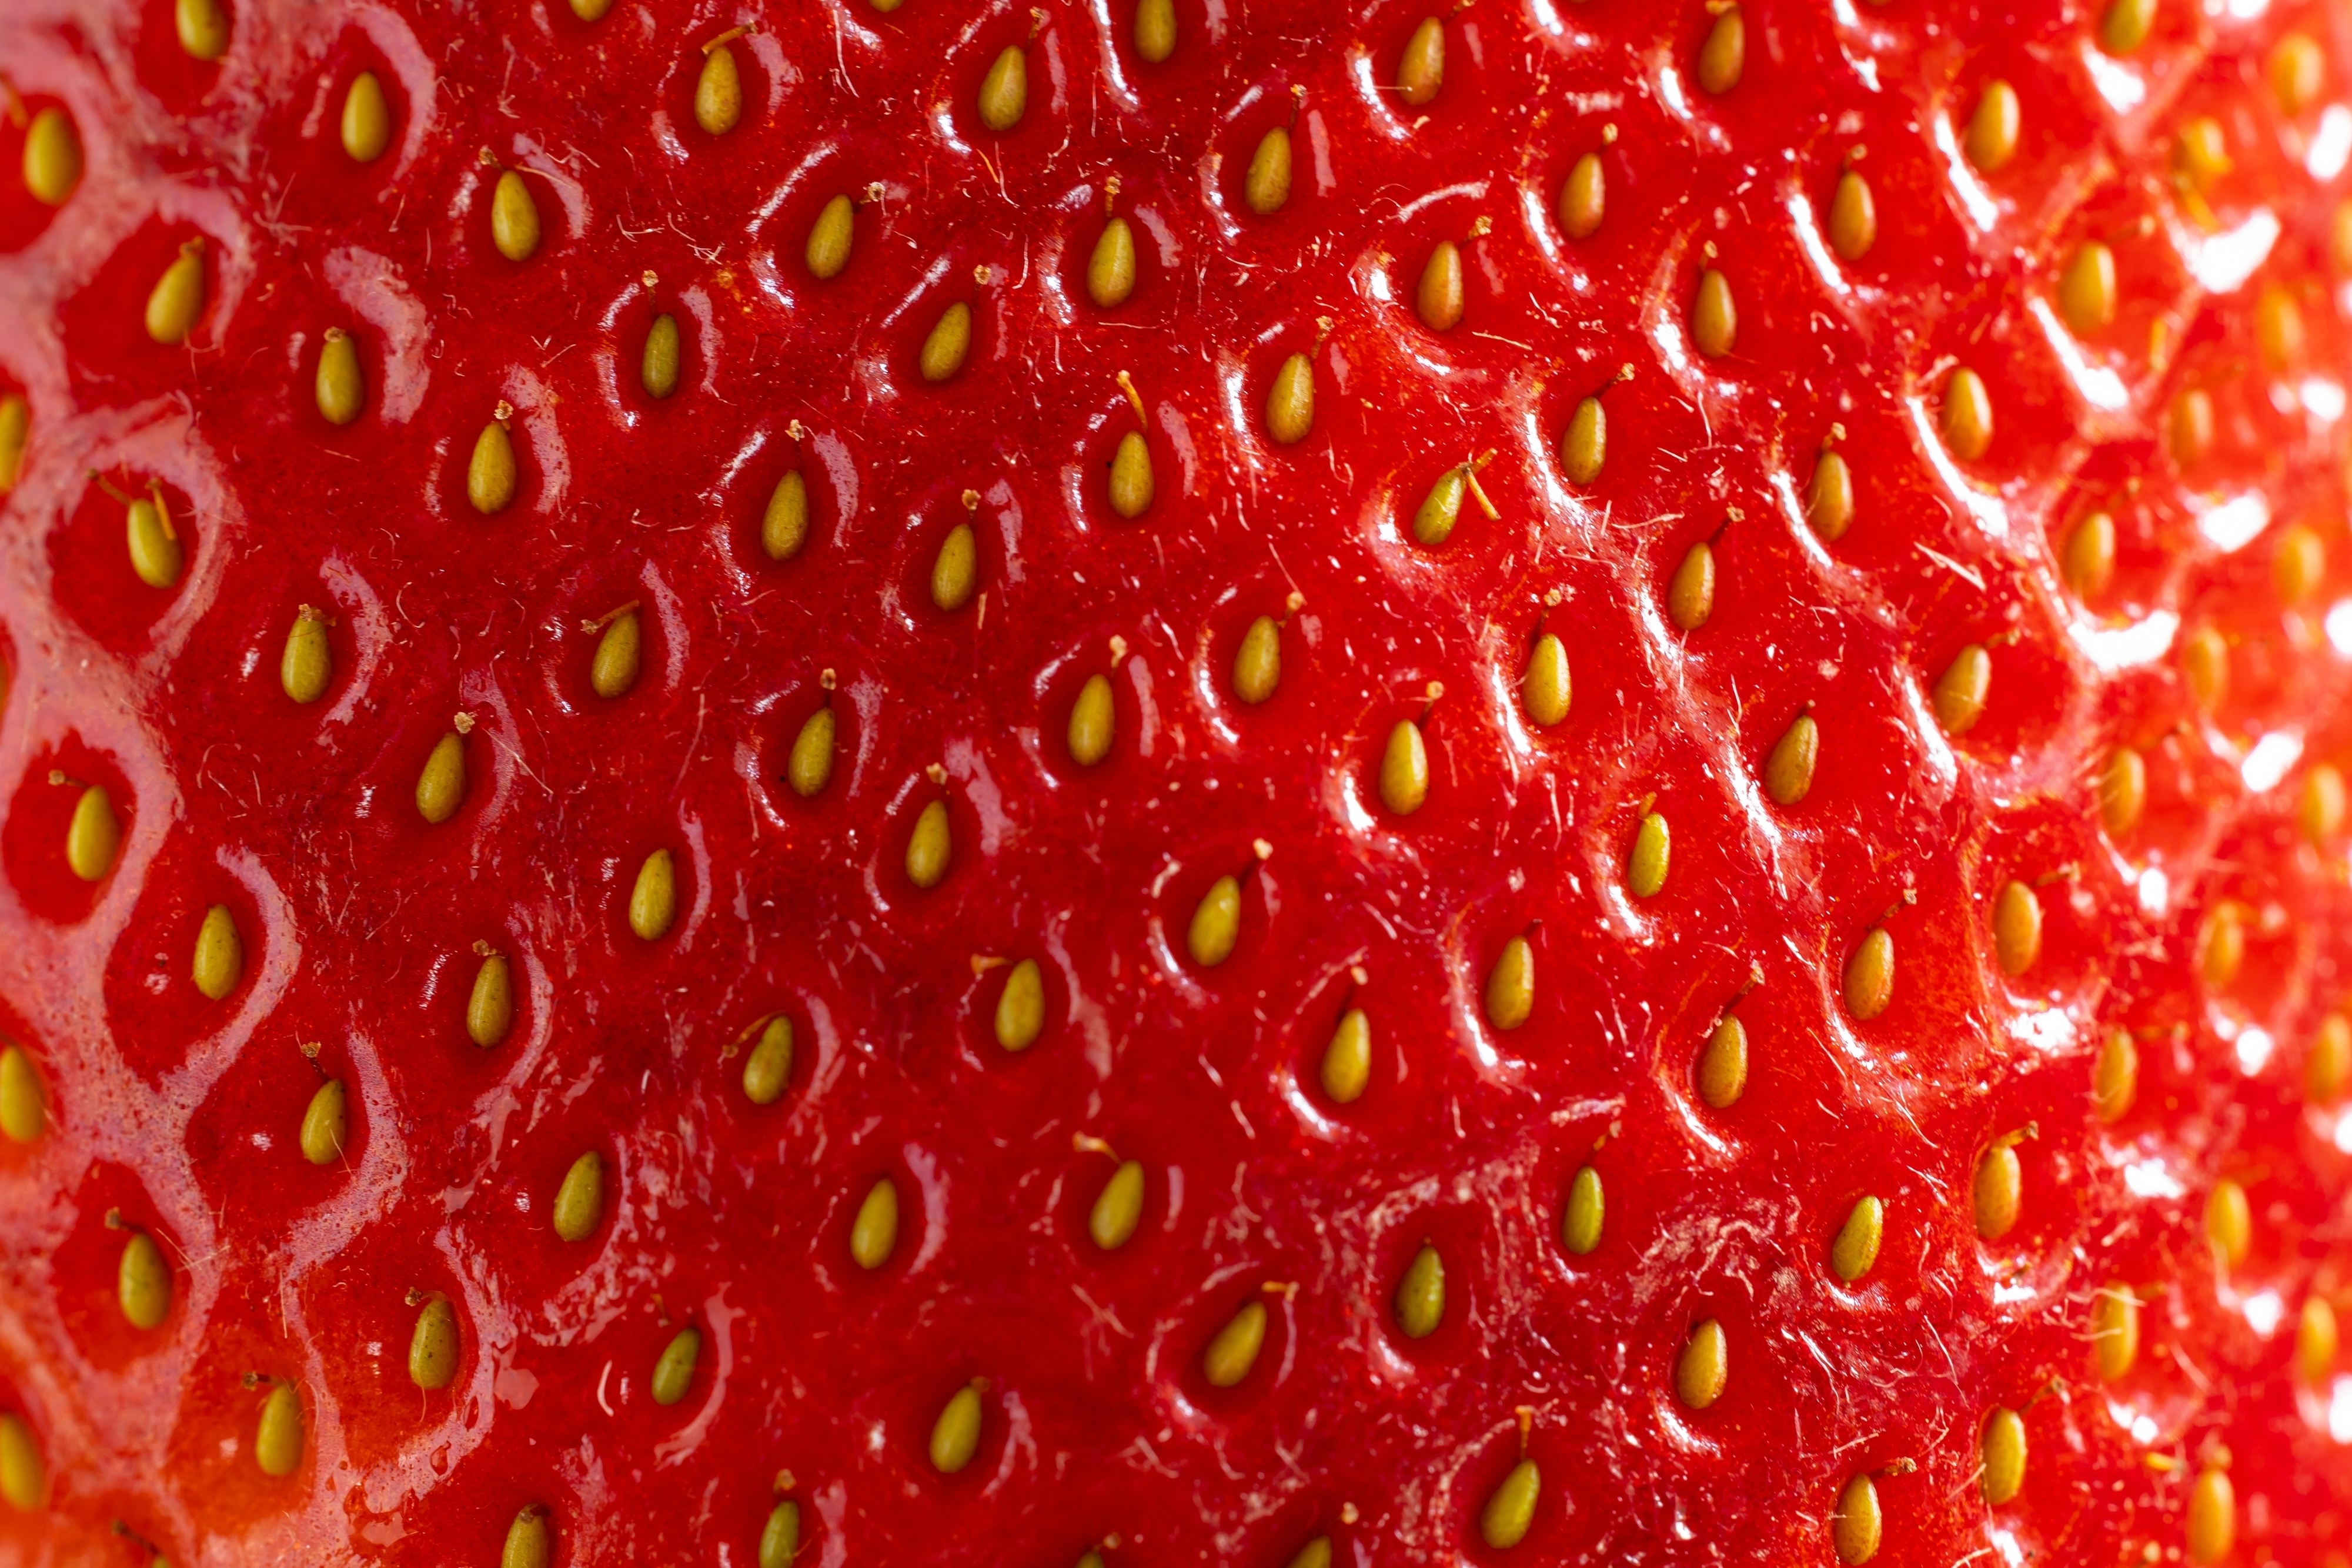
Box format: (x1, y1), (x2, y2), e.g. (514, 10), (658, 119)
(503, 1507), (552, 1568)
(1418, 460), (1464, 538)
(742, 1015), (794, 1102)
(1828, 170), (1876, 262)
(0, 1048), (43, 1144)
(2098, 747), (2145, 837)
(177, 0), (230, 60)
(850, 1178), (900, 1268)
(760, 1503), (801, 1568)
(1265, 353), (1315, 445)
(1698, 6), (1743, 93)
(1108, 431), (1154, 519)
(1068, 674), (1115, 766)
(571, 0), (613, 16)
(253, 1382), (303, 1477)
(1521, 633), (1570, 728)
(414, 732), (466, 825)
(468, 952), (513, 1048)
(66, 785), (121, 882)
(490, 170), (541, 262)
(630, 848), (678, 939)
(995, 959), (1044, 1051)
(125, 492), (182, 589)
(2257, 284), (2306, 372)
(552, 1150), (604, 1241)
(2094, 1028), (2138, 1123)
(1090, 1159), (1145, 1249)
(2092, 1283), (2140, 1380)
(1394, 1243), (1445, 1339)
(806, 195), (855, 280)
(1234, 616), (1282, 704)
(978, 46), (1028, 132)
(764, 471), (810, 560)
(2308, 1012), (2351, 1104)
(2201, 902), (2244, 988)
(1378, 720), (1428, 815)
(1188, 875), (1241, 966)
(2182, 625), (2228, 713)
(2063, 510), (2115, 599)
(468, 418), (519, 514)
(1668, 541), (1715, 631)
(1808, 449), (1853, 541)
(586, 610), (643, 699)
(787, 707), (835, 798)
(2205, 1177), (2250, 1268)
(1285, 1539), (1332, 1568)
(0, 395), (25, 492)
(1416, 241), (1463, 332)
(1561, 396), (1605, 487)
(1558, 151), (1605, 239)
(1398, 17), (1444, 105)
(2100, 0), (2155, 55)
(1321, 1008), (1371, 1104)
(311, 327), (366, 427)
(2299, 1295), (2338, 1385)
(2336, 199), (2352, 271)
(119, 1231), (170, 1328)
(2271, 32), (2326, 115)
(649, 1326), (700, 1406)
(1966, 79), (2021, 173)
(1088, 218), (1137, 310)
(1479, 1459), (1540, 1549)
(1628, 811), (1669, 898)
(921, 303), (973, 383)
(931, 522), (978, 610)
(1561, 1163), (1603, 1255)
(299, 1078), (347, 1165)
(1765, 714), (1817, 807)
(2187, 1466), (2234, 1567)
(1674, 1319), (1728, 1409)
(642, 314), (681, 400)
(1244, 127), (1293, 215)
(930, 1383), (984, 1473)
(0, 1414), (41, 1511)
(189, 903), (244, 999)
(1980, 1406), (2026, 1506)
(2277, 523), (2326, 606)
(2301, 763), (2346, 843)
(1975, 1141), (2021, 1240)
(1830, 1196), (1883, 1282)
(1832, 1474), (1880, 1565)
(1202, 1300), (1267, 1387)
(1942, 366), (1993, 461)
(22, 107), (82, 206)
(340, 71), (392, 163)
(1485, 936), (1534, 1031)
(1690, 268), (1736, 358)
(696, 43), (743, 136)
(1933, 644), (1990, 735)
(1992, 880), (2041, 978)
(2169, 387), (2214, 466)
(906, 800), (952, 888)
(146, 243), (205, 346)
(1845, 927), (1894, 1021)
(1696, 1015), (1746, 1109)
(2058, 242), (2117, 335)
(1134, 0), (1177, 61)
(409, 1294), (459, 1390)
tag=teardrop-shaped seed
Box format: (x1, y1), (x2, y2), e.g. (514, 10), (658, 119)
(932, 523), (978, 609)
(1521, 634), (1570, 727)
(1829, 170), (1876, 260)
(1844, 927), (1894, 1021)
(2094, 1028), (2139, 1122)
(1265, 353), (1315, 444)
(2161, 390), (2212, 474)
(1202, 1300), (1267, 1387)
(1967, 79), (2020, 172)
(2187, 1466), (2234, 1567)
(696, 44), (743, 136)
(1697, 1015), (1746, 1109)
(743, 1015), (794, 1103)
(2063, 510), (2116, 599)
(1485, 936), (1534, 1030)
(1698, 6), (1743, 92)
(1480, 1459), (1540, 1549)
(1764, 714), (1817, 806)
(1394, 1243), (1445, 1339)
(642, 314), (682, 399)
(1108, 430), (1154, 518)
(651, 1326), (701, 1405)
(2092, 1282), (2139, 1379)
(504, 1506), (552, 1568)
(1980, 1406), (2026, 1505)
(2278, 523), (2327, 605)
(2271, 32), (2325, 115)
(1933, 644), (1991, 735)
(1416, 241), (1464, 331)
(1808, 449), (1853, 541)
(1562, 1163), (1603, 1254)
(2183, 624), (2228, 713)
(2058, 242), (2116, 336)
(1974, 1142), (2022, 1240)
(764, 472), (811, 560)
(192, 904), (243, 999)
(1559, 151), (1604, 238)
(1320, 1008), (1370, 1104)
(1398, 18), (1444, 105)
(146, 244), (206, 345)
(1090, 1159), (1145, 1249)
(978, 46), (1028, 131)
(1668, 541), (1715, 631)
(468, 419), (519, 514)
(1690, 268), (1736, 357)
(254, 1382), (303, 1477)
(2257, 283), (2308, 372)
(806, 195), (855, 280)
(1627, 811), (1669, 897)
(930, 1383), (984, 1473)
(1244, 127), (1292, 215)
(1559, 396), (1606, 487)
(119, 1231), (170, 1328)
(1830, 1196), (1883, 1282)
(2300, 1296), (2339, 1385)
(2202, 902), (2244, 987)
(1832, 1474), (1880, 1564)
(1992, 880), (2041, 977)
(589, 611), (642, 699)
(1088, 218), (1137, 309)
(1068, 674), (1115, 766)
(2100, 0), (2155, 55)
(2308, 1012), (2351, 1104)
(126, 493), (182, 589)
(299, 1078), (348, 1165)
(786, 707), (836, 798)
(415, 732), (466, 824)
(22, 107), (82, 206)
(491, 170), (542, 262)
(1942, 367), (1993, 460)
(1378, 720), (1428, 815)
(1233, 616), (1281, 703)
(0, 1416), (38, 1512)
(0, 396), (26, 492)
(66, 785), (120, 882)
(552, 1150), (604, 1241)
(2206, 1176), (2251, 1268)
(177, 0), (230, 59)
(409, 1293), (459, 1389)
(313, 328), (365, 427)
(1134, 0), (1177, 60)
(1675, 1319), (1728, 1408)
(630, 849), (678, 938)
(995, 959), (1045, 1051)
(468, 952), (514, 1048)
(2098, 746), (2146, 837)
(1285, 1538), (1332, 1568)
(342, 71), (392, 163)
(0, 1048), (45, 1144)
(1187, 875), (1241, 966)
(759, 1502), (801, 1568)
(906, 800), (952, 888)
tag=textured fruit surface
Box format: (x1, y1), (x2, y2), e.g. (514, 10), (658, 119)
(1, 0), (2351, 1563)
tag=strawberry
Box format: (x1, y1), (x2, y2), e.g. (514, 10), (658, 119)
(0, 0), (2350, 1562)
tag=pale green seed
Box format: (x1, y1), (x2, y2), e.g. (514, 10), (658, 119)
(468, 419), (519, 514)
(1562, 1164), (1603, 1255)
(1522, 633), (1570, 727)
(1187, 875), (1241, 966)
(591, 611), (642, 698)
(651, 1326), (700, 1405)
(930, 1383), (984, 1472)
(177, 0), (230, 60)
(22, 107), (82, 206)
(1378, 720), (1428, 815)
(552, 1149), (605, 1241)
(1088, 218), (1137, 309)
(1561, 396), (1605, 486)
(1628, 811), (1669, 897)
(978, 46), (1028, 131)
(1697, 1015), (1746, 1109)
(146, 243), (206, 345)
(1668, 541), (1715, 630)
(1981, 1406), (2026, 1506)
(759, 1502), (800, 1568)
(1675, 1318), (1728, 1408)
(851, 1178), (899, 1268)
(282, 609), (333, 703)
(630, 849), (678, 940)
(1480, 1459), (1540, 1549)
(503, 1506), (552, 1568)
(1414, 467), (1466, 546)
(1808, 449), (1853, 541)
(1319, 1008), (1370, 1104)
(995, 959), (1045, 1051)
(415, 732), (466, 825)
(0, 1415), (40, 1511)
(1765, 714), (1817, 806)
(192, 904), (243, 998)
(409, 1294), (459, 1389)
(1068, 674), (1115, 766)
(807, 195), (855, 280)
(119, 1231), (170, 1328)
(696, 44), (743, 136)
(1697, 5), (1743, 93)
(254, 1382), (303, 1477)
(1845, 927), (1895, 1021)
(0, 1048), (44, 1144)
(1244, 127), (1292, 215)
(1558, 151), (1603, 239)
(340, 71), (392, 163)
(1232, 616), (1281, 703)
(764, 471), (810, 560)
(1398, 16), (1444, 104)
(1394, 1243), (1445, 1339)
(1828, 169), (1876, 261)
(299, 1079), (348, 1165)
(1934, 644), (1991, 735)
(1485, 936), (1534, 1031)
(491, 170), (541, 262)
(1265, 354), (1314, 444)
(1691, 268), (1736, 357)
(642, 314), (681, 400)
(1108, 430), (1154, 518)
(468, 952), (513, 1048)
(931, 523), (978, 609)
(1830, 1195), (1883, 1282)
(0, 396), (26, 492)
(126, 493), (183, 589)
(906, 800), (951, 888)
(1134, 0), (1177, 61)
(66, 785), (120, 881)
(1090, 1160), (1145, 1249)
(1833, 1474), (1881, 1564)
(787, 707), (835, 797)
(1202, 1300), (1266, 1387)
(743, 1015), (794, 1104)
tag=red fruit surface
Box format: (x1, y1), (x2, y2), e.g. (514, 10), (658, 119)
(2, 0), (2352, 1562)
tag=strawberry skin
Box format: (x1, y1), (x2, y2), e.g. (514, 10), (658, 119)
(0, 0), (2350, 1562)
